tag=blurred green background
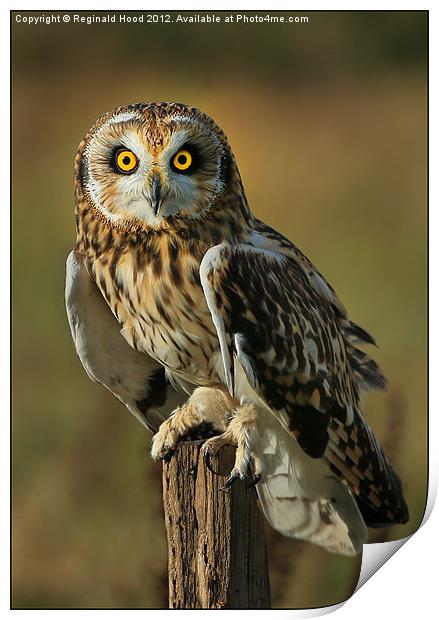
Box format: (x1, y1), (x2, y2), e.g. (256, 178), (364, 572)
(12, 10), (427, 609)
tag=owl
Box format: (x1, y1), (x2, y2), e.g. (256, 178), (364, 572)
(66, 102), (408, 556)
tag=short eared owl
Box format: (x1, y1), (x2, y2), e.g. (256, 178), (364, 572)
(66, 102), (408, 556)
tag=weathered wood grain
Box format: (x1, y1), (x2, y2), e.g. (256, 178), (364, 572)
(162, 440), (271, 609)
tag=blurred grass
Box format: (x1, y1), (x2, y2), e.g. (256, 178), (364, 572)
(12, 11), (426, 609)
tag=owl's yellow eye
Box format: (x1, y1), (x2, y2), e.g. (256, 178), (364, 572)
(172, 149), (193, 172)
(115, 149), (138, 174)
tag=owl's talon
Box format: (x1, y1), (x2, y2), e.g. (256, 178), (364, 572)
(246, 473), (262, 488)
(221, 472), (240, 491)
(151, 438), (176, 461)
(151, 391), (231, 462)
(203, 405), (262, 490)
(202, 432), (236, 476)
(161, 449), (175, 462)
(203, 445), (221, 476)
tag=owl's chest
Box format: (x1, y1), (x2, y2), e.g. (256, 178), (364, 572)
(91, 240), (220, 380)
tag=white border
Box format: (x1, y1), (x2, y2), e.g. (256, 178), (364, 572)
(5, 2), (434, 617)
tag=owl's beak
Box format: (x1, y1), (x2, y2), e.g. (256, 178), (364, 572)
(149, 173), (164, 216)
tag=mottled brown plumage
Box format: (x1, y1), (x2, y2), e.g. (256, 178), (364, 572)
(67, 102), (408, 557)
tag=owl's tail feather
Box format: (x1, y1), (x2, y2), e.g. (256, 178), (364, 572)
(255, 409), (367, 556)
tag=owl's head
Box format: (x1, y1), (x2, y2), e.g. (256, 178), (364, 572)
(75, 102), (242, 229)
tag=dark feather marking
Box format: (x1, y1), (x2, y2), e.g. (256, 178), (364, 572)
(344, 321), (377, 346)
(328, 416), (409, 526)
(136, 368), (168, 413)
(168, 240), (182, 285)
(288, 405), (330, 459)
(156, 301), (172, 326)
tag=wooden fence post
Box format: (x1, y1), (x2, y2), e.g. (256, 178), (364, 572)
(162, 440), (271, 609)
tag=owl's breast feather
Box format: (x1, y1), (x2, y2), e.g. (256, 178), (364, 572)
(89, 237), (224, 386)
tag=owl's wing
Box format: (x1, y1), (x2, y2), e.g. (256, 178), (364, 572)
(255, 406), (368, 555)
(200, 241), (359, 458)
(65, 250), (184, 432)
(200, 242), (408, 526)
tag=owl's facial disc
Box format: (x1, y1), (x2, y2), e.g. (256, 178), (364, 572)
(82, 111), (229, 228)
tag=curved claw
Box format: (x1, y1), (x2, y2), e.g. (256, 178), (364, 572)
(220, 473), (240, 491)
(160, 448), (175, 463)
(246, 473), (262, 488)
(203, 446), (222, 476)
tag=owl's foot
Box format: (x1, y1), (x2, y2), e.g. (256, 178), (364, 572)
(151, 387), (234, 461)
(151, 402), (201, 461)
(202, 403), (262, 489)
